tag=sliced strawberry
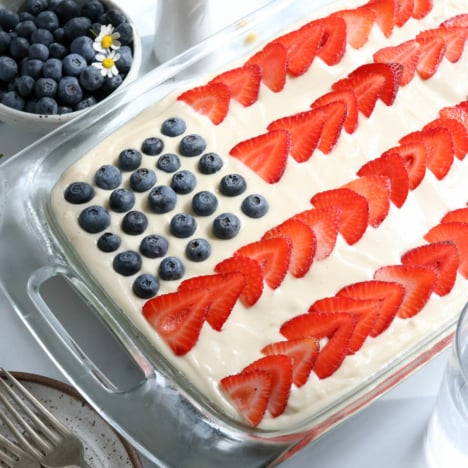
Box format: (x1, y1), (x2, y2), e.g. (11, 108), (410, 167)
(439, 102), (468, 130)
(262, 337), (320, 387)
(412, 0), (432, 19)
(281, 312), (357, 379)
(373, 39), (421, 87)
(268, 108), (327, 163)
(273, 21), (324, 76)
(311, 89), (359, 134)
(210, 64), (262, 107)
(263, 218), (317, 278)
(215, 256), (264, 307)
(229, 129), (290, 183)
(309, 296), (380, 354)
(424, 222), (468, 278)
(178, 272), (244, 331)
(424, 118), (468, 161)
(220, 370), (271, 427)
(142, 289), (209, 355)
(316, 100), (347, 154)
(332, 6), (376, 50)
(315, 15), (347, 66)
(343, 174), (391, 228)
(235, 237), (291, 289)
(337, 280), (405, 336)
(245, 42), (288, 93)
(415, 30), (446, 80)
(365, 0), (398, 38)
(402, 241), (459, 296)
(311, 188), (369, 245)
(293, 206), (341, 261)
(374, 265), (436, 318)
(438, 26), (468, 63)
(357, 152), (410, 208)
(177, 82), (230, 125)
(441, 207), (468, 224)
(395, 0), (414, 27)
(441, 14), (468, 29)
(243, 355), (293, 417)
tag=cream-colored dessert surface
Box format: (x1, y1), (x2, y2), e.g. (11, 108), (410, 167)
(51, 0), (468, 430)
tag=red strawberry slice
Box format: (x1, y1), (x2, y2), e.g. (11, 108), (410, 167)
(337, 280), (405, 336)
(412, 0), (432, 19)
(280, 312), (357, 379)
(268, 108), (327, 163)
(441, 207), (468, 224)
(273, 21), (324, 76)
(210, 64), (262, 107)
(142, 288), (209, 356)
(373, 39), (421, 87)
(343, 174), (391, 228)
(177, 82), (230, 125)
(315, 15), (347, 66)
(424, 222), (468, 278)
(415, 30), (446, 79)
(178, 272), (245, 331)
(220, 369), (271, 427)
(311, 188), (369, 245)
(215, 256), (264, 307)
(365, 0), (398, 38)
(243, 355), (293, 417)
(441, 14), (468, 29)
(357, 152), (410, 208)
(374, 265), (437, 318)
(229, 129), (290, 183)
(263, 218), (317, 278)
(332, 6), (376, 49)
(309, 296), (380, 354)
(402, 241), (459, 296)
(245, 42), (288, 93)
(424, 118), (468, 161)
(311, 89), (359, 134)
(316, 100), (347, 154)
(438, 26), (468, 63)
(235, 237), (291, 290)
(293, 206), (341, 261)
(439, 102), (468, 130)
(262, 337), (320, 387)
(395, 0), (414, 27)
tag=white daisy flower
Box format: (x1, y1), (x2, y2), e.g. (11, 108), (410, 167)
(93, 24), (121, 53)
(93, 50), (121, 78)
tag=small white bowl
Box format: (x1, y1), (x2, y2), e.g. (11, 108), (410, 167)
(0, 0), (142, 134)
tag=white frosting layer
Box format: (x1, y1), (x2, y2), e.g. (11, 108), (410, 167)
(51, 0), (468, 431)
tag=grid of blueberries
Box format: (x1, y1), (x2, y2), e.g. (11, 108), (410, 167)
(63, 116), (269, 299)
(0, 0), (134, 114)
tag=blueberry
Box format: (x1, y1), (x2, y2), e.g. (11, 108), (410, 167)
(64, 181), (95, 204)
(63, 53), (87, 76)
(28, 42), (49, 60)
(0, 9), (19, 31)
(42, 58), (62, 81)
(179, 134), (207, 157)
(161, 117), (186, 137)
(141, 137), (164, 156)
(129, 168), (157, 192)
(156, 153), (180, 173)
(58, 105), (73, 114)
(104, 9), (127, 27)
(53, 27), (65, 43)
(118, 148), (141, 171)
(140, 234), (169, 258)
(185, 238), (211, 262)
(109, 187), (135, 212)
(198, 152), (223, 174)
(170, 213), (197, 238)
(0, 31), (11, 54)
(71, 36), (95, 63)
(116, 44), (133, 72)
(30, 28), (54, 46)
(114, 22), (133, 46)
(132, 273), (159, 299)
(0, 56), (17, 81)
(81, 1), (105, 22)
(20, 59), (43, 79)
(158, 256), (185, 281)
(75, 95), (96, 110)
(48, 42), (67, 60)
(58, 76), (83, 105)
(148, 185), (177, 214)
(25, 100), (37, 113)
(15, 20), (37, 39)
(63, 17), (92, 42)
(94, 164), (121, 189)
(35, 96), (58, 114)
(16, 75), (35, 98)
(1, 91), (24, 111)
(9, 36), (29, 60)
(122, 210), (148, 235)
(25, 0), (48, 15)
(171, 170), (197, 194)
(79, 65), (104, 91)
(35, 11), (59, 32)
(97, 232), (121, 252)
(213, 213), (241, 239)
(191, 191), (218, 216)
(78, 205), (110, 233)
(18, 11), (35, 23)
(35, 77), (57, 98)
(241, 194), (269, 218)
(101, 74), (122, 94)
(113, 250), (142, 276)
(219, 174), (247, 197)
(54, 0), (80, 23)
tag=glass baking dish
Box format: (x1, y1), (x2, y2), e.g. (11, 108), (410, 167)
(0, 0), (463, 465)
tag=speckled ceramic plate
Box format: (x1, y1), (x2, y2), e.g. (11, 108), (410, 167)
(0, 372), (143, 468)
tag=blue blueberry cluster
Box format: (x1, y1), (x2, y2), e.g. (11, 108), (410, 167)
(63, 116), (269, 299)
(0, 0), (133, 115)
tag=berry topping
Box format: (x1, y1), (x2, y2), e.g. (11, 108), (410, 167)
(132, 273), (160, 299)
(64, 181), (94, 204)
(129, 168), (157, 192)
(170, 170), (197, 194)
(118, 148), (142, 171)
(192, 191), (218, 216)
(113, 250), (142, 276)
(158, 256), (185, 281)
(365, 0), (398, 38)
(139, 234), (169, 259)
(156, 153), (181, 173)
(332, 6), (375, 49)
(170, 213), (197, 238)
(109, 188), (135, 213)
(198, 152), (223, 174)
(94, 164), (122, 190)
(148, 185), (177, 214)
(179, 134), (207, 157)
(219, 174), (247, 197)
(97, 232), (121, 253)
(212, 213), (241, 240)
(141, 137), (164, 156)
(78, 205), (110, 233)
(121, 210), (148, 235)
(241, 194), (269, 219)
(161, 117), (186, 137)
(185, 238), (211, 262)
(315, 15), (347, 66)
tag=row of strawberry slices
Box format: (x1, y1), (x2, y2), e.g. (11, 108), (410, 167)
(219, 204), (468, 427)
(141, 100), (468, 357)
(229, 15), (468, 183)
(176, 0), (434, 125)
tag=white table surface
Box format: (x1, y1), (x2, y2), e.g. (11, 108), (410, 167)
(0, 1), (449, 467)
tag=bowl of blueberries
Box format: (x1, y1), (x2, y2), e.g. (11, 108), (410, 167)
(0, 0), (142, 133)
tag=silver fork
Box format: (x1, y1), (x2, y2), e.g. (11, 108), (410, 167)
(0, 369), (92, 468)
(0, 432), (41, 468)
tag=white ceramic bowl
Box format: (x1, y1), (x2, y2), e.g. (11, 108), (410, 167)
(0, 0), (142, 134)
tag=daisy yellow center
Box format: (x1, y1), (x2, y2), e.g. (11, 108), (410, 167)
(102, 57), (115, 69)
(101, 35), (113, 48)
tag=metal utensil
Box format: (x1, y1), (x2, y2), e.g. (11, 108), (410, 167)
(0, 432), (41, 468)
